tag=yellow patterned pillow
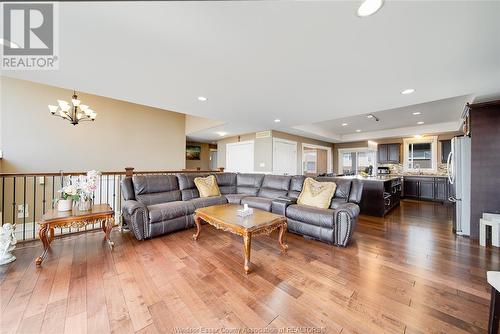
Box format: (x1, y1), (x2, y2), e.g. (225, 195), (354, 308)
(194, 175), (221, 198)
(297, 177), (337, 209)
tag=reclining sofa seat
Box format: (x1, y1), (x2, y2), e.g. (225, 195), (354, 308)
(121, 172), (362, 246)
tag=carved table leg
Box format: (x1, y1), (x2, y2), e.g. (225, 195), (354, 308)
(243, 232), (252, 274)
(193, 215), (202, 241)
(278, 221), (288, 254)
(49, 227), (55, 243)
(103, 217), (115, 249)
(35, 224), (51, 265)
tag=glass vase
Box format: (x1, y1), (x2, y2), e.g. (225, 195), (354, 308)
(78, 198), (92, 211)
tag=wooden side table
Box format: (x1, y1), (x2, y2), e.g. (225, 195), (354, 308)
(35, 204), (115, 265)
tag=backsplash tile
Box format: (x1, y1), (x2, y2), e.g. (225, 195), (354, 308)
(379, 163), (448, 176)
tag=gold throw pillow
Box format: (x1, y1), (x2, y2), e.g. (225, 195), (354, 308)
(297, 177), (337, 209)
(194, 175), (221, 198)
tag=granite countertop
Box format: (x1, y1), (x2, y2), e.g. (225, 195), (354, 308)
(336, 174), (448, 181)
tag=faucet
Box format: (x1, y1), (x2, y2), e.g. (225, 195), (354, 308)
(414, 163), (422, 175)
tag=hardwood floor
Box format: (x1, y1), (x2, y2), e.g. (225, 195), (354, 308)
(1, 200), (497, 334)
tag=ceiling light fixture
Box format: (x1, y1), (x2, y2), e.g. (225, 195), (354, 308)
(401, 88), (415, 95)
(412, 112), (421, 115)
(356, 129), (362, 133)
(216, 131), (227, 137)
(417, 121), (425, 125)
(197, 96), (208, 102)
(48, 90), (96, 125)
(357, 0), (384, 17)
(366, 114), (380, 122)
(274, 119), (281, 123)
(341, 123), (348, 126)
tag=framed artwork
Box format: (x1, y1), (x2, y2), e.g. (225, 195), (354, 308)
(186, 145), (201, 160)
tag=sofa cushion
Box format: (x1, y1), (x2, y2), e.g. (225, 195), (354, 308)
(297, 178), (337, 209)
(315, 177), (352, 201)
(258, 175), (291, 199)
(194, 175), (221, 198)
(237, 173), (265, 196)
(133, 175), (181, 205)
(177, 173), (211, 201)
(224, 193), (248, 204)
(286, 204), (335, 229)
(330, 198), (348, 210)
(288, 175), (305, 199)
(241, 196), (273, 212)
(189, 196), (227, 210)
(216, 173), (237, 195)
(148, 201), (195, 223)
(121, 177), (135, 200)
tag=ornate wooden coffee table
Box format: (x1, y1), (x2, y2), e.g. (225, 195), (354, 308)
(35, 204), (115, 265)
(193, 204), (288, 274)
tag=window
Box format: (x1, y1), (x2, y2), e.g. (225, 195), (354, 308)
(403, 136), (438, 172)
(303, 150), (317, 174)
(338, 148), (376, 175)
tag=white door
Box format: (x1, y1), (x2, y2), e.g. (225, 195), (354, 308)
(226, 141), (254, 173)
(273, 138), (297, 175)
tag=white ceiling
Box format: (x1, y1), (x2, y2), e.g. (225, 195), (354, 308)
(4, 1), (500, 143)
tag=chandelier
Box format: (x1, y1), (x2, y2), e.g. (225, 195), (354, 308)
(48, 91), (97, 125)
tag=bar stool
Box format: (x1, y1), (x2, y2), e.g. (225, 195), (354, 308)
(488, 271), (500, 334)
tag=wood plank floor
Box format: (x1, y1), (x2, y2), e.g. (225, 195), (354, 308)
(1, 200), (498, 334)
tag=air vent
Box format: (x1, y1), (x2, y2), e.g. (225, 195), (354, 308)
(256, 131), (271, 139)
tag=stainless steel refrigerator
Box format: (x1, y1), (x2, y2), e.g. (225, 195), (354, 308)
(447, 136), (471, 236)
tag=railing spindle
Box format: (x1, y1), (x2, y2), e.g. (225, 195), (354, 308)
(33, 176), (36, 239)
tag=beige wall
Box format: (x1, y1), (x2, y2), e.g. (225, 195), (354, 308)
(217, 130), (334, 174)
(0, 77), (186, 173)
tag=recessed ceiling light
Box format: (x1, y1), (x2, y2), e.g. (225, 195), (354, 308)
(414, 135), (423, 139)
(356, 129), (362, 133)
(401, 88), (415, 95)
(412, 112), (421, 115)
(274, 119), (281, 123)
(341, 123), (348, 126)
(417, 121), (425, 125)
(366, 115), (373, 119)
(357, 0), (384, 17)
(197, 96), (208, 101)
(216, 131), (227, 137)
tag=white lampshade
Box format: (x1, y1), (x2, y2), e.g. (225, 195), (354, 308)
(48, 105), (58, 114)
(84, 108), (93, 116)
(57, 100), (69, 108)
(60, 104), (70, 112)
(72, 99), (81, 107)
(79, 104), (89, 111)
(90, 112), (97, 120)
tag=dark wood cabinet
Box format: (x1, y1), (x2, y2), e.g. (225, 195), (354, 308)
(403, 176), (449, 202)
(378, 143), (401, 164)
(435, 178), (448, 201)
(403, 179), (419, 198)
(419, 180), (435, 200)
(441, 140), (451, 163)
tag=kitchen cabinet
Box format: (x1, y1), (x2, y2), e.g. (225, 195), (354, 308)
(355, 177), (401, 217)
(403, 176), (450, 202)
(378, 143), (401, 164)
(441, 139), (451, 163)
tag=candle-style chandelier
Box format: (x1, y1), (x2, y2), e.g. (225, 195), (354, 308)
(48, 91), (97, 125)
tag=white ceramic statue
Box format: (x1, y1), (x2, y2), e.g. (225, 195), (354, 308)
(0, 223), (17, 265)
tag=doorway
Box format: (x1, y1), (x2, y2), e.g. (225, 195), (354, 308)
(273, 138), (297, 175)
(209, 149), (218, 170)
(301, 144), (333, 175)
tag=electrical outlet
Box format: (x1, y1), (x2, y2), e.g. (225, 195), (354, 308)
(17, 204), (29, 219)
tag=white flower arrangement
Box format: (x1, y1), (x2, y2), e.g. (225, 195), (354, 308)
(58, 170), (101, 201)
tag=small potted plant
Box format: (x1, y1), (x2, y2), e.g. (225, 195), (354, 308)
(57, 184), (79, 211)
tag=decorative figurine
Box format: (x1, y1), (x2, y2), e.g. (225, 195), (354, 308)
(0, 223), (17, 265)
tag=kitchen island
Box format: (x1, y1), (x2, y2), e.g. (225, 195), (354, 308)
(335, 175), (402, 217)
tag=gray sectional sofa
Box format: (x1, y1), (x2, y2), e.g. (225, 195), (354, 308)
(121, 173), (363, 246)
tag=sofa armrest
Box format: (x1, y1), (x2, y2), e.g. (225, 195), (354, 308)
(332, 202), (360, 247)
(122, 200), (148, 240)
(271, 197), (297, 216)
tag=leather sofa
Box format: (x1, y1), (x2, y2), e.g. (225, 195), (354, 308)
(121, 173), (363, 246)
